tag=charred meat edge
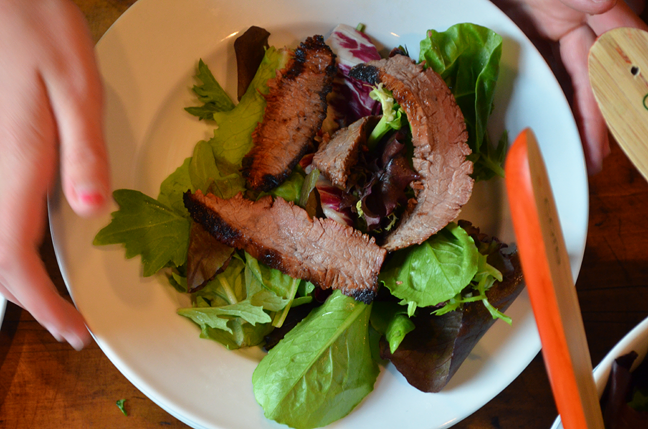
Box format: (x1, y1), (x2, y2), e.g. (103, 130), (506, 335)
(183, 190), (387, 303)
(241, 35), (337, 192)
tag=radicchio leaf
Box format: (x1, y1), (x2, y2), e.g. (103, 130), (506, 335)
(379, 222), (524, 392)
(325, 24), (382, 125)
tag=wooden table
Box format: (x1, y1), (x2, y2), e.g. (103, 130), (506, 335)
(1, 1), (648, 427)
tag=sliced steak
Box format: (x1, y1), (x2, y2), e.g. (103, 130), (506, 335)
(350, 55), (473, 251)
(312, 115), (378, 189)
(183, 190), (386, 303)
(242, 35), (337, 192)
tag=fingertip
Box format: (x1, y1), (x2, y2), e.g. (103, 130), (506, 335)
(585, 134), (610, 175)
(65, 180), (111, 218)
(64, 329), (92, 351)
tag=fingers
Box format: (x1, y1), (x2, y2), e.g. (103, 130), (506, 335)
(0, 249), (92, 350)
(588, 0), (648, 33)
(560, 25), (610, 174)
(560, 0), (617, 15)
(39, 0), (111, 218)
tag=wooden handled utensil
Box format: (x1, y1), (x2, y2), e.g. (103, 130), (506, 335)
(506, 129), (604, 429)
(589, 27), (648, 180)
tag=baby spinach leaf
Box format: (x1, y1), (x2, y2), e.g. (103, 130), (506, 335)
(419, 23), (504, 181)
(380, 222), (479, 308)
(93, 189), (191, 276)
(253, 291), (379, 429)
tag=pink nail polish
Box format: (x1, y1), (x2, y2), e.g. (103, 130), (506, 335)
(78, 191), (105, 206)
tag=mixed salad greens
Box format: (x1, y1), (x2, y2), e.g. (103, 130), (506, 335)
(94, 22), (522, 429)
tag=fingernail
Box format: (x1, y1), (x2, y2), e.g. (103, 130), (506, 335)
(65, 332), (86, 351)
(47, 326), (65, 343)
(75, 184), (106, 207)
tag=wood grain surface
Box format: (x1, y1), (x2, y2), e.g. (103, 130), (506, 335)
(1, 1), (648, 428)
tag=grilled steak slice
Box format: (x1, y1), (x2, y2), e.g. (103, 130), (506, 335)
(312, 115), (378, 189)
(242, 35), (337, 192)
(183, 190), (386, 303)
(350, 55), (473, 251)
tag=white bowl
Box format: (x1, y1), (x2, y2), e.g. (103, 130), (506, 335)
(551, 316), (648, 428)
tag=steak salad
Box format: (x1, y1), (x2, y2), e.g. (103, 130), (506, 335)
(94, 23), (524, 429)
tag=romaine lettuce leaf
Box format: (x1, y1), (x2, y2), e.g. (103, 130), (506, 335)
(419, 23), (506, 181)
(93, 189), (191, 276)
(253, 291), (379, 429)
(207, 47), (290, 167)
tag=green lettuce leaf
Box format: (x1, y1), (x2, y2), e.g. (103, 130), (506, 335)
(178, 301), (271, 332)
(158, 157), (193, 217)
(380, 222), (479, 310)
(419, 23), (505, 181)
(182, 256), (277, 349)
(367, 84), (403, 150)
(244, 253), (293, 312)
(267, 169), (304, 204)
(253, 291), (379, 429)
(185, 59), (236, 120)
(370, 301), (415, 354)
(208, 47), (290, 167)
(93, 189), (191, 276)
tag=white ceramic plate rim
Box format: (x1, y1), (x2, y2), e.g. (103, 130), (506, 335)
(49, 0), (589, 428)
(0, 296), (6, 329)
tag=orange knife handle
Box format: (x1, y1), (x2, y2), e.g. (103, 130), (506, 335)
(505, 128), (595, 429)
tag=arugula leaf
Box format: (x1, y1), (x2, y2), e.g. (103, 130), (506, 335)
(253, 291), (379, 429)
(185, 59), (235, 120)
(208, 47), (290, 167)
(419, 23), (505, 181)
(380, 222), (479, 309)
(93, 189), (191, 276)
(178, 301), (271, 331)
(183, 257), (277, 349)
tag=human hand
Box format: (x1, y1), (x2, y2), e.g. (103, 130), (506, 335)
(492, 0), (648, 174)
(0, 0), (110, 350)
